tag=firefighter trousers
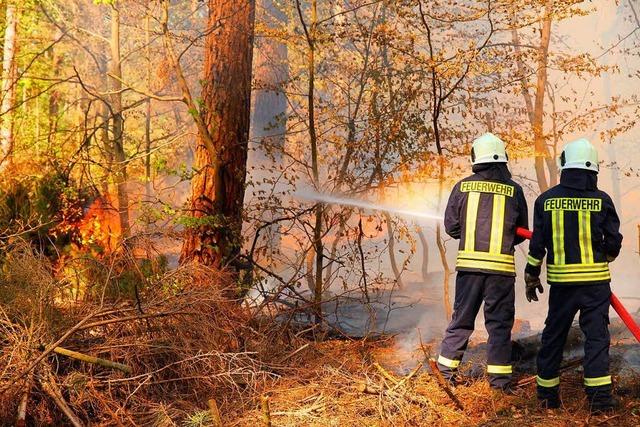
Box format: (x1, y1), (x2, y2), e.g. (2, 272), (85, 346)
(438, 272), (515, 389)
(536, 284), (612, 402)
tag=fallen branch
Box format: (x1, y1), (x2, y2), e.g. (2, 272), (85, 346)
(373, 362), (400, 385)
(53, 346), (132, 374)
(358, 382), (431, 408)
(260, 395), (272, 427)
(15, 374), (32, 427)
(392, 362), (424, 392)
(208, 399), (223, 427)
(427, 358), (464, 411)
(280, 343), (310, 363)
(0, 309), (100, 394)
(596, 413), (621, 425)
(39, 368), (85, 427)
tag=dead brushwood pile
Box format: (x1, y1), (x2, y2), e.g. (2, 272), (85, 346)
(0, 241), (290, 425)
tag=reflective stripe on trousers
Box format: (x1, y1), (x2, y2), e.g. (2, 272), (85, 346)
(584, 375), (612, 387)
(536, 376), (560, 388)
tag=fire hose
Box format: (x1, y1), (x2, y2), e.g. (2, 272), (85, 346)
(516, 227), (640, 343)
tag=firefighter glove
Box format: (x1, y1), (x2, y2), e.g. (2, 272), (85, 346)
(606, 254), (617, 263)
(525, 272), (543, 302)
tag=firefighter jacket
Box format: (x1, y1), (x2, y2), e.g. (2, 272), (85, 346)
(445, 163), (529, 276)
(525, 169), (623, 285)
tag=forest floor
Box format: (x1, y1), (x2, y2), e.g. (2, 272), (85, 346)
(230, 337), (640, 427)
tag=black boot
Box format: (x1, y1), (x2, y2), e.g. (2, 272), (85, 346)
(537, 385), (560, 409)
(587, 385), (617, 414)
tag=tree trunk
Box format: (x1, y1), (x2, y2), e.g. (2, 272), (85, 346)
(417, 227), (429, 281)
(384, 213), (405, 289)
(109, 3), (130, 237)
(437, 159), (452, 320)
(181, 0), (256, 271)
(99, 57), (111, 197)
(0, 1), (18, 169)
(47, 28), (63, 149)
(511, 3), (558, 192)
(249, 0), (288, 260)
(295, 0), (323, 325)
(306, 0), (324, 327)
(325, 218), (346, 285)
(144, 7), (152, 201)
(532, 0), (556, 192)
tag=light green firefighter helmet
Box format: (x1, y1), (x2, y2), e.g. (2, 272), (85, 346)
(471, 132), (508, 165)
(558, 138), (599, 173)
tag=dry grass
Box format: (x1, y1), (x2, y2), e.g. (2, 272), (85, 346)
(232, 339), (640, 427)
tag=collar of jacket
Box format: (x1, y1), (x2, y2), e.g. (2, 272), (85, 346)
(560, 169), (598, 191)
(471, 163), (512, 182)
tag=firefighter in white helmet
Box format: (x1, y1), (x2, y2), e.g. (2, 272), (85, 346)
(525, 138), (623, 412)
(437, 132), (529, 391)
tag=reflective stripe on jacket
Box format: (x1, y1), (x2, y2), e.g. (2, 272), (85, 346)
(525, 169), (623, 285)
(445, 164), (529, 276)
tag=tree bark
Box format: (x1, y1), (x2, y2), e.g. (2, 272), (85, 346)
(109, 2), (130, 237)
(308, 0), (324, 326)
(532, 0), (557, 192)
(47, 28), (63, 149)
(0, 0), (18, 169)
(144, 6), (152, 201)
(436, 222), (452, 320)
(384, 212), (405, 289)
(417, 227), (429, 281)
(438, 160), (452, 320)
(180, 0), (256, 271)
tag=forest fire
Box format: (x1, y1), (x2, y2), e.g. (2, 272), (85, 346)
(2, 0), (640, 425)
(74, 196), (123, 255)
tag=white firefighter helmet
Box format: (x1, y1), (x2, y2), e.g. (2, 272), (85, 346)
(558, 138), (599, 173)
(471, 133), (508, 165)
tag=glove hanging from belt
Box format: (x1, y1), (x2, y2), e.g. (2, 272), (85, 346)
(525, 272), (544, 302)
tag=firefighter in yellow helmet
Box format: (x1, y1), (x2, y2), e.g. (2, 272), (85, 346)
(437, 133), (529, 392)
(525, 138), (623, 412)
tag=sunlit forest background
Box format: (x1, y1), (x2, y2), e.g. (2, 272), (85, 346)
(1, 0), (640, 425)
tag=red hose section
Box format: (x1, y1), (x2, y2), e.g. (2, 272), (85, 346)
(611, 293), (640, 342)
(516, 227), (533, 240)
(516, 227), (640, 343)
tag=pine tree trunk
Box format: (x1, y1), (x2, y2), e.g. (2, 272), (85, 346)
(181, 0), (256, 270)
(0, 1), (18, 169)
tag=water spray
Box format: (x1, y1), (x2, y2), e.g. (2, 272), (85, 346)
(296, 190), (444, 222)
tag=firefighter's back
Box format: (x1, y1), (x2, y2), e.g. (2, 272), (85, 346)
(448, 170), (527, 276)
(530, 176), (621, 285)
